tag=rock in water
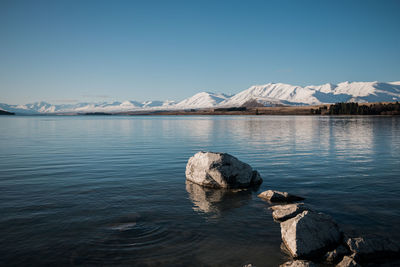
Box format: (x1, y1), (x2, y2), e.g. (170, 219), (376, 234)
(324, 244), (350, 263)
(258, 190), (304, 202)
(185, 151), (262, 188)
(270, 203), (308, 222)
(280, 210), (342, 258)
(280, 260), (319, 267)
(346, 236), (400, 261)
(336, 256), (360, 267)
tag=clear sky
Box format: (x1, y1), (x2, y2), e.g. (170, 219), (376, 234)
(1, 0), (399, 104)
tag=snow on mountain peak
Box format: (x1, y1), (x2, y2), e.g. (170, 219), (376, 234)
(221, 82), (320, 106)
(1, 81), (399, 114)
(221, 81), (400, 107)
(175, 92), (230, 108)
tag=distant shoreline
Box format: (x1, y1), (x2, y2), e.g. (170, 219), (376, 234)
(3, 102), (400, 116)
(109, 102), (400, 116)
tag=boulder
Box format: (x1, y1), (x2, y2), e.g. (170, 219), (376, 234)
(280, 260), (319, 267)
(325, 245), (350, 263)
(280, 210), (342, 258)
(270, 203), (308, 222)
(346, 236), (400, 261)
(336, 256), (360, 267)
(258, 190), (304, 202)
(185, 151), (262, 188)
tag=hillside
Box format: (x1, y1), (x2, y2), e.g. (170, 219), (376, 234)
(1, 81), (399, 114)
(0, 109), (15, 115)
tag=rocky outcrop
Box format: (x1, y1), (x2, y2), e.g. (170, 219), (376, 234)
(280, 210), (342, 258)
(280, 260), (319, 267)
(324, 245), (350, 263)
(258, 190), (304, 202)
(257, 188), (399, 266)
(346, 236), (400, 261)
(185, 151), (262, 188)
(336, 256), (360, 267)
(270, 203), (308, 222)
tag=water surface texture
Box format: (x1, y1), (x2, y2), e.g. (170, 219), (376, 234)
(1, 116), (400, 266)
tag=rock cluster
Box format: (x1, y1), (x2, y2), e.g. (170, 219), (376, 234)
(258, 189), (400, 266)
(185, 153), (399, 266)
(185, 151), (262, 188)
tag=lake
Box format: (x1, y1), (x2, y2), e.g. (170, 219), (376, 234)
(1, 115), (399, 266)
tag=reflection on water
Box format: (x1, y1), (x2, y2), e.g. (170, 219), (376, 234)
(185, 181), (253, 216)
(0, 116), (399, 266)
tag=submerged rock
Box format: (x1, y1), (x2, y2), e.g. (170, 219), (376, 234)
(336, 256), (360, 267)
(346, 236), (400, 261)
(325, 244), (350, 263)
(280, 260), (319, 267)
(185, 151), (262, 188)
(280, 210), (342, 258)
(270, 203), (308, 222)
(258, 190), (304, 202)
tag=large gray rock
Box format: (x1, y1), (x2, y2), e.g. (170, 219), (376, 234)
(280, 260), (319, 267)
(270, 203), (308, 222)
(280, 210), (342, 258)
(258, 190), (304, 202)
(346, 236), (400, 261)
(185, 151), (262, 188)
(336, 256), (360, 267)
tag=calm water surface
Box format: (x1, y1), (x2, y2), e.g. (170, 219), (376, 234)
(1, 116), (400, 266)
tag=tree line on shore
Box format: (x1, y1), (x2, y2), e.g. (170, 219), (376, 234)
(311, 102), (400, 115)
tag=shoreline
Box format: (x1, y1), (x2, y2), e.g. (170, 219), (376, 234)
(2, 102), (400, 116)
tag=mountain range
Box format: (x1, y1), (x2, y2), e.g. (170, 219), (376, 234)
(1, 81), (400, 114)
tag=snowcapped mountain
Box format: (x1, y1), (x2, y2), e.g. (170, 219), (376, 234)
(220, 83), (318, 106)
(220, 81), (400, 107)
(0, 102), (62, 114)
(0, 100), (176, 114)
(142, 100), (176, 108)
(72, 101), (142, 113)
(1, 81), (399, 114)
(174, 92), (231, 109)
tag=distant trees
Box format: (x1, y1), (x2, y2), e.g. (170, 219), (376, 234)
(214, 107), (247, 112)
(322, 102), (400, 115)
(310, 102), (400, 115)
(310, 106), (327, 115)
(328, 103), (359, 115)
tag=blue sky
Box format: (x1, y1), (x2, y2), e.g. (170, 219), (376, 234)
(1, 0), (399, 104)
